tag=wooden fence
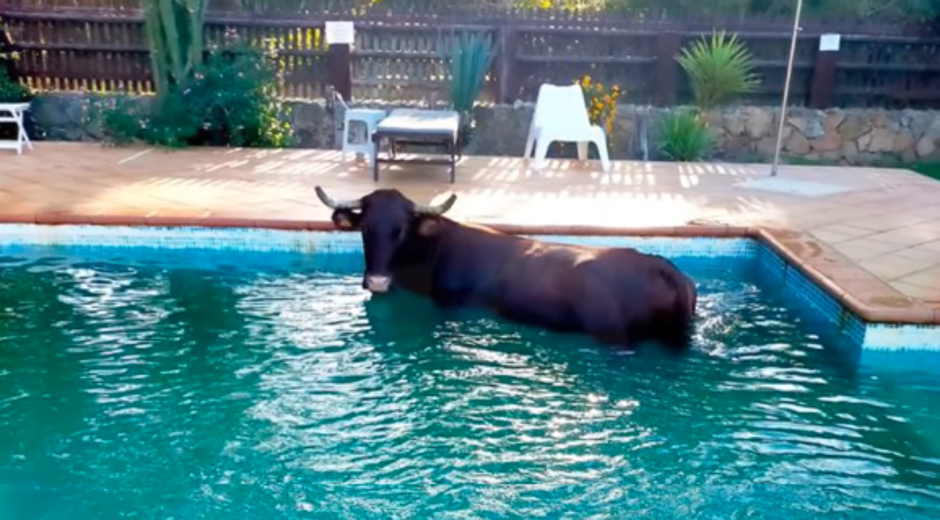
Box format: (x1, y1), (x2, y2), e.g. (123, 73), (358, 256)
(2, 1), (940, 109)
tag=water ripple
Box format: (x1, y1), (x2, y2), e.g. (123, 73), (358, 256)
(0, 255), (937, 518)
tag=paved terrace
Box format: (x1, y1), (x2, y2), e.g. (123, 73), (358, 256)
(3, 142), (940, 324)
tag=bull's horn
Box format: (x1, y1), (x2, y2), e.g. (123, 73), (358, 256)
(315, 186), (361, 210)
(414, 193), (457, 215)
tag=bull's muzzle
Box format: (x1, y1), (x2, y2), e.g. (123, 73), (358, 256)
(364, 275), (392, 293)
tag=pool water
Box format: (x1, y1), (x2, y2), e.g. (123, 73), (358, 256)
(1, 249), (939, 519)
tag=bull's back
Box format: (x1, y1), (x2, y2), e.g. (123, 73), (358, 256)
(430, 223), (696, 347)
(486, 244), (589, 329)
(591, 249), (697, 347)
(595, 250), (694, 312)
(428, 225), (532, 304)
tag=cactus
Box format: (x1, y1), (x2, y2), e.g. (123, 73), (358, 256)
(143, 0), (207, 97)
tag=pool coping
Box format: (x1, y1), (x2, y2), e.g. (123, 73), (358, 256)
(1, 212), (938, 326)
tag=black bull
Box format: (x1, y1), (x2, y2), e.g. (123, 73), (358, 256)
(315, 187), (699, 351)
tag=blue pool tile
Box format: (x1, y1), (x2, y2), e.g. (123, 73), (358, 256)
(863, 325), (940, 351)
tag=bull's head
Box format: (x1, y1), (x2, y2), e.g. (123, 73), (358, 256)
(315, 187), (457, 293)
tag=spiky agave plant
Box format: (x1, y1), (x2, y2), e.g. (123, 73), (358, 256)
(445, 30), (495, 145)
(656, 109), (712, 162)
(676, 30), (760, 112)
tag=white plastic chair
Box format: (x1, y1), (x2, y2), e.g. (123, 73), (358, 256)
(0, 103), (33, 155)
(523, 83), (611, 172)
(331, 89), (386, 163)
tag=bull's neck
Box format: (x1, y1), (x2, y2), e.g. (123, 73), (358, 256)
(389, 218), (448, 281)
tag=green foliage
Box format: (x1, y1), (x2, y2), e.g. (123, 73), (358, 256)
(752, 0), (940, 22)
(172, 45), (293, 147)
(441, 30), (494, 148)
(285, 0), (940, 22)
(92, 96), (148, 146)
(656, 110), (712, 161)
(99, 45), (293, 149)
(676, 31), (760, 112)
(446, 30), (495, 117)
(542, 0), (940, 21)
(0, 68), (31, 103)
(143, 0), (206, 96)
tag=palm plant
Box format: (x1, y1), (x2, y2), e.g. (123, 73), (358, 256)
(676, 30), (760, 112)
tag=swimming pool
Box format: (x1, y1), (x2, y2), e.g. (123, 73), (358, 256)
(0, 225), (939, 518)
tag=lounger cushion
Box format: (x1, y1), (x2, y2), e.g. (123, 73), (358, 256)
(375, 109), (460, 141)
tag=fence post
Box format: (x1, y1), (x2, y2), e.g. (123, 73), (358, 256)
(325, 22), (355, 102)
(495, 25), (518, 105)
(809, 33), (840, 109)
(327, 43), (352, 102)
(654, 31), (681, 106)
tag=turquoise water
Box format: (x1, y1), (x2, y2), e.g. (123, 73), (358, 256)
(1, 248), (939, 519)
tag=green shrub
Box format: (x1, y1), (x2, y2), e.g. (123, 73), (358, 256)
(84, 95), (159, 145)
(142, 87), (202, 147)
(676, 31), (760, 112)
(0, 68), (31, 103)
(100, 44), (292, 149)
(656, 110), (712, 162)
(181, 45), (292, 147)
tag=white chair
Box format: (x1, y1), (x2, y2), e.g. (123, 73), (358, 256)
(331, 89), (386, 163)
(523, 83), (611, 172)
(0, 102), (33, 155)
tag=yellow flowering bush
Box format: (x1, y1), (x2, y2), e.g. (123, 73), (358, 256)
(575, 74), (623, 135)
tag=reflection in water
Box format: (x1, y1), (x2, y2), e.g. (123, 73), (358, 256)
(0, 252), (937, 519)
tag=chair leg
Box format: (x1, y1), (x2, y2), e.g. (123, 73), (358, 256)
(342, 114), (354, 161)
(577, 141), (588, 161)
(15, 119), (27, 153)
(523, 128), (538, 159)
(372, 133), (381, 182)
(19, 113), (32, 151)
(449, 138), (456, 184)
(594, 136), (611, 172)
(533, 136), (552, 170)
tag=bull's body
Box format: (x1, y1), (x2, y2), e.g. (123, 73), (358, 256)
(316, 187), (698, 351)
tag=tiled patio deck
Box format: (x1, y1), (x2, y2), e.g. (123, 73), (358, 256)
(3, 142), (940, 324)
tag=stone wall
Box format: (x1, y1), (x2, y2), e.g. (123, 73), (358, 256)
(701, 106), (940, 165)
(28, 93), (940, 165)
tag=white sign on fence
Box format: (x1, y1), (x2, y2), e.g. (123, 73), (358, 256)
(325, 21), (355, 46)
(819, 33), (841, 52)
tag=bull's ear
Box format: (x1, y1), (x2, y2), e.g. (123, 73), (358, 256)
(416, 216), (444, 237)
(332, 209), (361, 229)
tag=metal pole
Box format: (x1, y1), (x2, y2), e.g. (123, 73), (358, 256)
(771, 0), (804, 177)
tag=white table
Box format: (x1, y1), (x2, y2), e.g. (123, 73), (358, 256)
(0, 102), (33, 155)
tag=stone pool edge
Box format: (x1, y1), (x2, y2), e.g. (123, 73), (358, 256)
(0, 213), (937, 328)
